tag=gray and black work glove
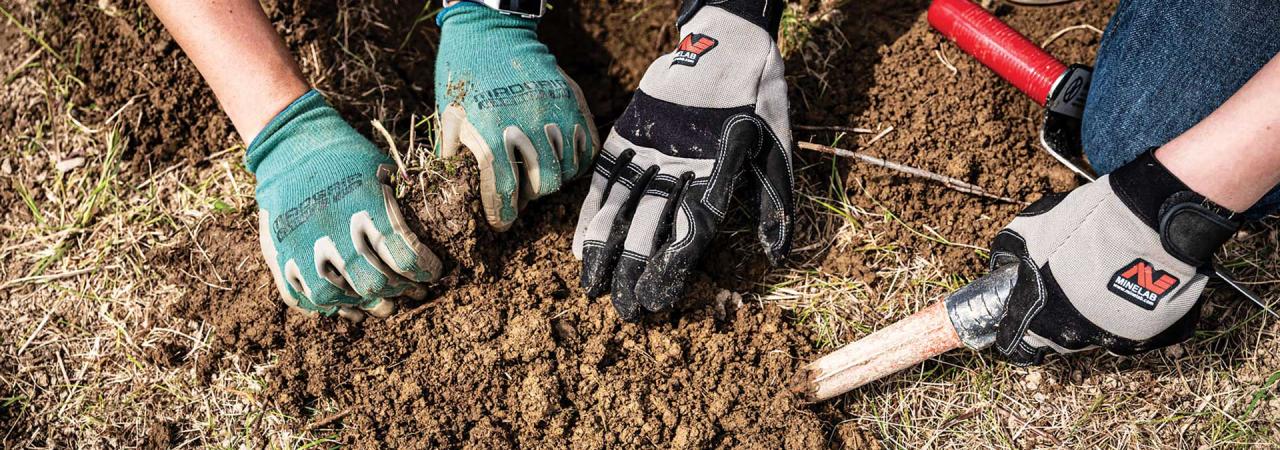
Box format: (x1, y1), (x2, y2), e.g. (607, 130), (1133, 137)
(990, 151), (1240, 365)
(571, 0), (794, 321)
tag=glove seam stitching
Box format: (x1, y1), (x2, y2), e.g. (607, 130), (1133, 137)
(1043, 195), (1108, 262)
(668, 202), (698, 253)
(993, 230), (1047, 357)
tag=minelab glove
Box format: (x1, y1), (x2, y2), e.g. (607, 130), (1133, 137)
(990, 151), (1240, 365)
(249, 90), (443, 321)
(572, 0), (794, 321)
(435, 2), (599, 231)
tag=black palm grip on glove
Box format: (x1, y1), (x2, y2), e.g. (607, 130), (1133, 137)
(991, 150), (1240, 365)
(579, 92), (792, 319)
(573, 0), (793, 321)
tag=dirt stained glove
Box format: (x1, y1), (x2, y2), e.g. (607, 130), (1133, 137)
(249, 90), (443, 321)
(990, 151), (1240, 364)
(572, 0), (794, 321)
(435, 1), (600, 231)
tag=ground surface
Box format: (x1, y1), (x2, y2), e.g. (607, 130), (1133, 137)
(2, 0), (1278, 448)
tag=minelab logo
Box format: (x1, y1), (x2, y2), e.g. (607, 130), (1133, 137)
(672, 34), (718, 67)
(1108, 259), (1180, 310)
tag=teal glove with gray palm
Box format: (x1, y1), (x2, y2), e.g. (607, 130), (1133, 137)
(248, 90), (443, 321)
(435, 1), (599, 230)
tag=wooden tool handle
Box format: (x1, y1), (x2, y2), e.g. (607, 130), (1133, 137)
(790, 300), (962, 401)
(928, 0), (1067, 105)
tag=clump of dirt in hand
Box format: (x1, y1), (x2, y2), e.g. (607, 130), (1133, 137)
(402, 156), (491, 279)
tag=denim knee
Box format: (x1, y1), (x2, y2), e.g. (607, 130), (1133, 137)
(1081, 0), (1280, 217)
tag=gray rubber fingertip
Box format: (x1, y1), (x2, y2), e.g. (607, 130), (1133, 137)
(338, 306), (367, 323)
(421, 251), (444, 283)
(363, 298), (397, 318)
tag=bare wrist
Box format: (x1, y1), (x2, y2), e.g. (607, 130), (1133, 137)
(1154, 142), (1259, 213)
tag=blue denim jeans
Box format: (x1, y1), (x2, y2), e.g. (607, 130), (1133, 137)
(1082, 0), (1280, 217)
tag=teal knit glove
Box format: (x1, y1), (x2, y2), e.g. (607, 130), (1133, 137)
(248, 90), (442, 321)
(435, 2), (599, 231)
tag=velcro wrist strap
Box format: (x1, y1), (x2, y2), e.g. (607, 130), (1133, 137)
(1111, 150), (1240, 267)
(1160, 195), (1237, 267)
(678, 0), (785, 37)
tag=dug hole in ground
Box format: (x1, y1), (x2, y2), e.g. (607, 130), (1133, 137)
(1, 0), (1278, 448)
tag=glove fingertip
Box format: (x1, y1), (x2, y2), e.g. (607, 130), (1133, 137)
(362, 298), (397, 319)
(611, 293), (642, 323)
(635, 262), (685, 314)
(574, 122), (598, 176)
(337, 306), (366, 323)
(759, 225), (791, 267)
(579, 248), (610, 298)
(416, 247), (444, 283)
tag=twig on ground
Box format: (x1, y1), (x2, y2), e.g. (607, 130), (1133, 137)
(306, 407), (353, 431)
(798, 141), (1029, 205)
(1, 266), (101, 290)
(795, 124), (876, 134)
(807, 0), (849, 22)
(1041, 24), (1104, 48)
(865, 126), (895, 146)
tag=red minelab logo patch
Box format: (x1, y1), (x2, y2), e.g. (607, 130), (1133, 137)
(672, 34), (719, 67)
(1108, 258), (1180, 310)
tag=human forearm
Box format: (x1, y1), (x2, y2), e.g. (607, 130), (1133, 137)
(1156, 54), (1280, 212)
(145, 0), (309, 143)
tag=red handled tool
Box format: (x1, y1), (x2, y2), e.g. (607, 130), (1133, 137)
(928, 0), (1095, 179)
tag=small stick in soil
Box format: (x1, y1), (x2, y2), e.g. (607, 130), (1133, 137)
(865, 126), (895, 146)
(306, 407), (353, 431)
(1040, 23), (1103, 48)
(807, 0), (850, 23)
(795, 124), (876, 134)
(797, 141), (1029, 205)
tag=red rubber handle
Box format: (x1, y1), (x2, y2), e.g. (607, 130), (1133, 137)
(928, 0), (1066, 105)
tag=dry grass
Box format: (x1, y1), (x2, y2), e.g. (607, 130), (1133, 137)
(0, 59), (297, 446)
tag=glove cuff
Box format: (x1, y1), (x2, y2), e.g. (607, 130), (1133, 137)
(1110, 149), (1240, 266)
(436, 1), (538, 30)
(678, 0), (785, 37)
(246, 89), (326, 174)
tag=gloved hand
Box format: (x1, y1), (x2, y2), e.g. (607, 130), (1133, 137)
(435, 1), (599, 231)
(990, 151), (1240, 364)
(572, 0), (794, 321)
(249, 90), (443, 321)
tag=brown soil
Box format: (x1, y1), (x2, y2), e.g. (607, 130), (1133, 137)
(4, 0), (1134, 447)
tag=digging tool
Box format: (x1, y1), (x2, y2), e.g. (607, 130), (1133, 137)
(928, 0), (1276, 318)
(789, 264), (1019, 401)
